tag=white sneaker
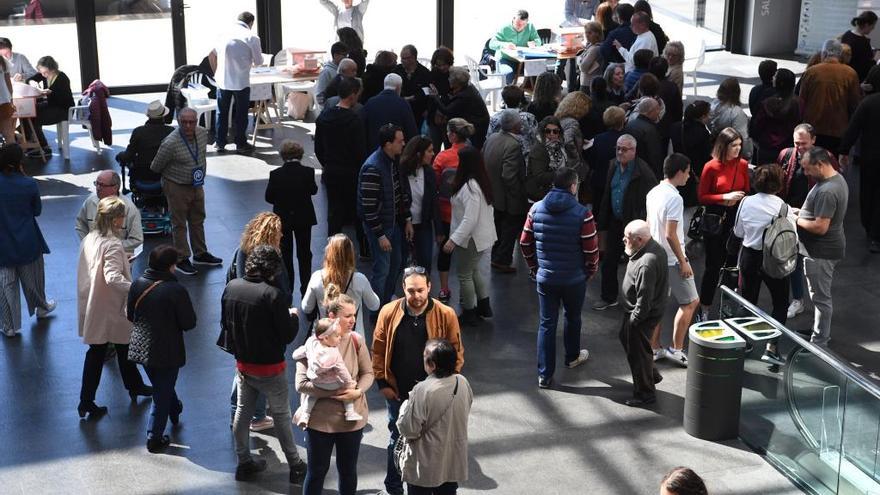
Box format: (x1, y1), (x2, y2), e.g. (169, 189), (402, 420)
(652, 348), (667, 362)
(344, 411), (363, 422)
(787, 299), (804, 319)
(3, 328), (21, 338)
(566, 349), (590, 368)
(36, 299), (56, 318)
(666, 347), (688, 367)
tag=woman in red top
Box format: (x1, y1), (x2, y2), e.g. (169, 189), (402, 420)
(432, 118), (475, 304)
(698, 127), (750, 318)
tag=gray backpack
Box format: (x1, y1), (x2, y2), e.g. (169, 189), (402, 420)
(762, 203), (798, 279)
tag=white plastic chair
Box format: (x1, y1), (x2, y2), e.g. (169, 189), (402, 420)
(682, 39), (706, 96)
(180, 78), (218, 130)
(56, 105), (101, 160)
(261, 52), (274, 67)
(465, 55), (505, 111)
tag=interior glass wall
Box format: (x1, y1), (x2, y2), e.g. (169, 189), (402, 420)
(184, 0), (258, 66)
(95, 0), (174, 87)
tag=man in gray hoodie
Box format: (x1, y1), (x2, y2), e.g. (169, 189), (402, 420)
(619, 219), (668, 406)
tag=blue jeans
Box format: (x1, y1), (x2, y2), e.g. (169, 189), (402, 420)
(365, 224), (404, 304)
(385, 398), (404, 494)
(216, 86), (250, 147)
(498, 57), (518, 85)
(229, 373), (266, 422)
(537, 280), (586, 379)
(303, 427), (364, 495)
(410, 222), (434, 270)
(144, 366), (181, 440)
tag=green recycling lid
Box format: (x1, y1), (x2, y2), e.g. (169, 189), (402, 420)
(689, 320), (747, 349)
(724, 317), (783, 342)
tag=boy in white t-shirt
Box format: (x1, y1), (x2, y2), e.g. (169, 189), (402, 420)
(645, 153), (700, 366)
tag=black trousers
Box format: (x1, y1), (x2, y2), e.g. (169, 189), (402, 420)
(600, 218), (625, 303)
(280, 224), (312, 297)
(25, 104), (68, 148)
(491, 210), (526, 267)
(436, 221), (452, 273)
(619, 314), (661, 399)
(699, 227), (738, 306)
(408, 482), (459, 495)
(859, 159), (880, 241)
(739, 246), (789, 324)
(80, 343), (146, 404)
(325, 176), (368, 255)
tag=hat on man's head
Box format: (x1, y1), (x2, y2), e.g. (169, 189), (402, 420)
(145, 100), (169, 119)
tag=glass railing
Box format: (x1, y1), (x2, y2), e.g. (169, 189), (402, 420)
(718, 286), (880, 495)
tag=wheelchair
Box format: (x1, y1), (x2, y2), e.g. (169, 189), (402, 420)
(116, 155), (172, 236)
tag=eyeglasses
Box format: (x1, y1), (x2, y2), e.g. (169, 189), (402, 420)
(94, 180), (115, 188)
(616, 146), (634, 151)
(404, 265), (427, 276)
(543, 128), (561, 135)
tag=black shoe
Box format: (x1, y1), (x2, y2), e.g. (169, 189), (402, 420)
(236, 143), (255, 154)
(476, 297), (493, 318)
(235, 459), (267, 481)
(170, 400), (183, 425)
(625, 395), (657, 407)
(592, 299), (618, 311)
(653, 369), (663, 384)
(458, 308), (481, 327)
(176, 259), (198, 275)
(289, 459), (307, 484)
(193, 252), (223, 266)
(538, 376), (552, 389)
(129, 385), (154, 401)
(146, 435), (170, 453)
(490, 261), (516, 273)
(77, 402), (108, 419)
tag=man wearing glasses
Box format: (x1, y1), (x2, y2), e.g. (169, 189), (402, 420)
(75, 170), (143, 257)
(594, 134), (658, 311)
(372, 266), (463, 495)
(151, 107), (223, 275)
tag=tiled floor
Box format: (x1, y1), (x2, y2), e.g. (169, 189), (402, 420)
(3, 53), (877, 493)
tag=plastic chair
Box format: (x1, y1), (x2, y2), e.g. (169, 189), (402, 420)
(682, 39), (706, 96)
(537, 28), (553, 45)
(261, 52), (274, 67)
(273, 49), (316, 119)
(465, 55), (505, 111)
(56, 105), (101, 160)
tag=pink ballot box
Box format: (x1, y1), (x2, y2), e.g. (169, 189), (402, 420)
(283, 48), (325, 75)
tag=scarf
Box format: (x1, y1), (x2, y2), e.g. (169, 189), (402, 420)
(545, 140), (566, 170)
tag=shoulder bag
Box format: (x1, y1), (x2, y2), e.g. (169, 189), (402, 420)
(128, 280), (163, 365)
(699, 164), (740, 238)
(394, 376), (460, 476)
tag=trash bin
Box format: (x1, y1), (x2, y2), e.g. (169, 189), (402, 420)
(684, 320), (747, 441)
(724, 317), (783, 358)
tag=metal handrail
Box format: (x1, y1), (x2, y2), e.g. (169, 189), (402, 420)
(719, 285), (880, 401)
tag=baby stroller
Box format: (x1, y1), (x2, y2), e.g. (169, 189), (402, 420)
(116, 154), (172, 236)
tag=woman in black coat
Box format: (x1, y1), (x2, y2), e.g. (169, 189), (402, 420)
(265, 139), (317, 296)
(430, 67), (490, 149)
(25, 55), (74, 156)
(400, 135), (441, 270)
(126, 244), (197, 453)
(679, 100), (714, 207)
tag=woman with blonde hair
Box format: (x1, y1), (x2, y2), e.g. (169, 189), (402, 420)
(77, 195), (151, 419)
(302, 233), (379, 336)
(662, 41), (685, 93)
(554, 91), (591, 183)
(579, 21), (605, 93)
(226, 211), (289, 432)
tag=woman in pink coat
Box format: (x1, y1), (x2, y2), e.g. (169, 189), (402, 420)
(77, 196), (150, 419)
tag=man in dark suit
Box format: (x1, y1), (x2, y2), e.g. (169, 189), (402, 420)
(625, 97), (665, 178)
(362, 73), (418, 151)
(483, 109), (528, 273)
(264, 140), (317, 296)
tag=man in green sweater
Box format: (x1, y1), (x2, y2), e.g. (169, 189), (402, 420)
(489, 9), (543, 84)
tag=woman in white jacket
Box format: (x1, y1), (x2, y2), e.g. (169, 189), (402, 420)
(442, 146), (497, 326)
(397, 339), (473, 495)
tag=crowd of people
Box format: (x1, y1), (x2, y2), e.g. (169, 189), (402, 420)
(2, 2), (880, 494)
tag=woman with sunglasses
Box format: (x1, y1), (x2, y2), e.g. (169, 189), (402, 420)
(442, 146), (497, 326)
(526, 116), (568, 201)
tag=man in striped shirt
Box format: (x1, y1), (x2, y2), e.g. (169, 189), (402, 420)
(520, 168), (599, 389)
(357, 124), (412, 304)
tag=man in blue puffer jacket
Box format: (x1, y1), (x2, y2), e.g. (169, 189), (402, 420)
(520, 168), (600, 389)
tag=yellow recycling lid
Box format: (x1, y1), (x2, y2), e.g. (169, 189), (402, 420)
(689, 320), (747, 349)
(724, 317), (783, 342)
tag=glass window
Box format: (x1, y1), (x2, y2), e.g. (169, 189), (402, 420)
(95, 1), (174, 87)
(185, 0), (259, 66)
(281, 1), (436, 66)
(0, 1), (82, 92)
(454, 2), (558, 63)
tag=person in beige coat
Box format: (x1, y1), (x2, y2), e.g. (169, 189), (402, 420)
(397, 339), (473, 495)
(77, 196), (150, 419)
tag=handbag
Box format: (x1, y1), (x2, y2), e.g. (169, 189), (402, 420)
(128, 280), (163, 365)
(687, 206), (704, 241)
(394, 376), (459, 475)
(697, 165), (741, 238)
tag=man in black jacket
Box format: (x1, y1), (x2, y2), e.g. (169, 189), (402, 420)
(393, 44), (432, 130)
(221, 246), (306, 483)
(314, 77), (369, 255)
(595, 134), (658, 310)
(624, 97), (665, 178)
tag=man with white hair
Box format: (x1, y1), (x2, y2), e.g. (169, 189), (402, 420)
(799, 38), (861, 152)
(484, 109), (528, 274)
(620, 218), (668, 406)
(362, 72), (418, 151)
(613, 11), (658, 73)
(594, 133), (658, 310)
(624, 97), (664, 178)
(75, 170), (143, 257)
(322, 57), (359, 105)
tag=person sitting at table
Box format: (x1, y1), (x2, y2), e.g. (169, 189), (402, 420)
(316, 41), (349, 106)
(0, 38), (37, 82)
(488, 9), (543, 85)
(23, 55), (74, 158)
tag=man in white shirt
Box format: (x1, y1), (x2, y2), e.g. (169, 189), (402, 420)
(645, 153), (698, 366)
(75, 171), (143, 257)
(613, 11), (658, 73)
(214, 12), (263, 154)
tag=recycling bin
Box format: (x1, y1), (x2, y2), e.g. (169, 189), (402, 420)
(724, 317), (783, 357)
(684, 320), (747, 441)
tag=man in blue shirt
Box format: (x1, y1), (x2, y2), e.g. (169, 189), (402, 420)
(600, 3), (637, 65)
